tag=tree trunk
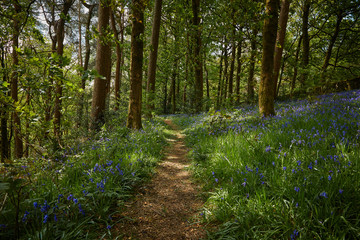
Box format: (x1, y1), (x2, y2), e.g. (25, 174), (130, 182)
(0, 47), (9, 162)
(247, 29), (258, 103)
(77, 3), (95, 128)
(216, 44), (224, 108)
(171, 59), (177, 113)
(228, 23), (236, 104)
(300, 0), (310, 90)
(54, 0), (73, 142)
(259, 0), (279, 117)
(91, 0), (111, 131)
(222, 43), (229, 103)
(126, 0), (146, 129)
(146, 0), (162, 118)
(78, 1), (83, 68)
(320, 12), (343, 91)
(273, 0), (290, 98)
(11, 2), (23, 159)
(192, 0), (203, 112)
(204, 52), (210, 99)
(111, 7), (125, 111)
(235, 36), (242, 104)
(290, 35), (302, 97)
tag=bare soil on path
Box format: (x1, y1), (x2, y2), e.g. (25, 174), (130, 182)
(114, 119), (206, 239)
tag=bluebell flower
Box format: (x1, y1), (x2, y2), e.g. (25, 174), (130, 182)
(328, 175), (332, 181)
(294, 187), (300, 192)
(308, 163), (313, 170)
(22, 211), (30, 222)
(320, 191), (328, 198)
(33, 202), (38, 208)
(67, 194), (73, 201)
(43, 214), (48, 223)
(78, 204), (85, 216)
(339, 189), (343, 194)
(265, 146), (271, 152)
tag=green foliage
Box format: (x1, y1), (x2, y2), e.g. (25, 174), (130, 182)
(0, 116), (167, 239)
(176, 90), (360, 239)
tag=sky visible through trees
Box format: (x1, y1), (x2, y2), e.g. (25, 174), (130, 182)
(0, 0), (360, 239)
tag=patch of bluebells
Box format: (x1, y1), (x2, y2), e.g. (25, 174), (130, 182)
(184, 90), (360, 238)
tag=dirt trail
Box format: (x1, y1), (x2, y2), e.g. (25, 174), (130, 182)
(114, 119), (205, 239)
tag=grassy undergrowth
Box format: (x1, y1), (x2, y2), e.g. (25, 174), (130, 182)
(0, 117), (167, 239)
(172, 90), (360, 239)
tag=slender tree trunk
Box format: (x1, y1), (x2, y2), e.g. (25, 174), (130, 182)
(192, 0), (203, 112)
(228, 30), (236, 104)
(54, 0), (73, 142)
(77, 3), (95, 127)
(273, 0), (290, 98)
(111, 8), (124, 111)
(290, 35), (302, 97)
(204, 52), (210, 99)
(127, 0), (146, 129)
(277, 58), (285, 97)
(259, 0), (279, 117)
(235, 37), (242, 104)
(163, 78), (168, 113)
(222, 43), (229, 103)
(1, 47), (9, 162)
(146, 0), (162, 118)
(78, 2), (83, 68)
(300, 0), (310, 90)
(24, 89), (31, 158)
(91, 0), (111, 131)
(216, 45), (224, 108)
(11, 2), (23, 158)
(320, 12), (343, 91)
(171, 59), (177, 113)
(247, 29), (258, 103)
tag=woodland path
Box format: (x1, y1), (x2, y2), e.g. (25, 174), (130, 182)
(114, 119), (206, 239)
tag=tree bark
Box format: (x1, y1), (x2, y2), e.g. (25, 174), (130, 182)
(111, 7), (125, 111)
(91, 0), (111, 131)
(290, 35), (302, 98)
(126, 0), (146, 129)
(0, 47), (9, 162)
(247, 29), (258, 103)
(77, 3), (95, 127)
(300, 0), (310, 90)
(146, 0), (162, 118)
(11, 1), (23, 158)
(235, 36), (242, 104)
(192, 0), (203, 112)
(216, 44), (224, 108)
(259, 0), (279, 117)
(222, 42), (229, 103)
(228, 33), (236, 104)
(54, 0), (74, 141)
(320, 12), (343, 90)
(273, 0), (290, 98)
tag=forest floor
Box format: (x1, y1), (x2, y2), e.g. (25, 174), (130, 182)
(113, 119), (206, 239)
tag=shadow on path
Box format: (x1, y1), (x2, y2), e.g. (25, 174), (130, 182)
(113, 119), (205, 240)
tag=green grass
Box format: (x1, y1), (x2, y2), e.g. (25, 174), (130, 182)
(0, 116), (168, 239)
(173, 90), (360, 239)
